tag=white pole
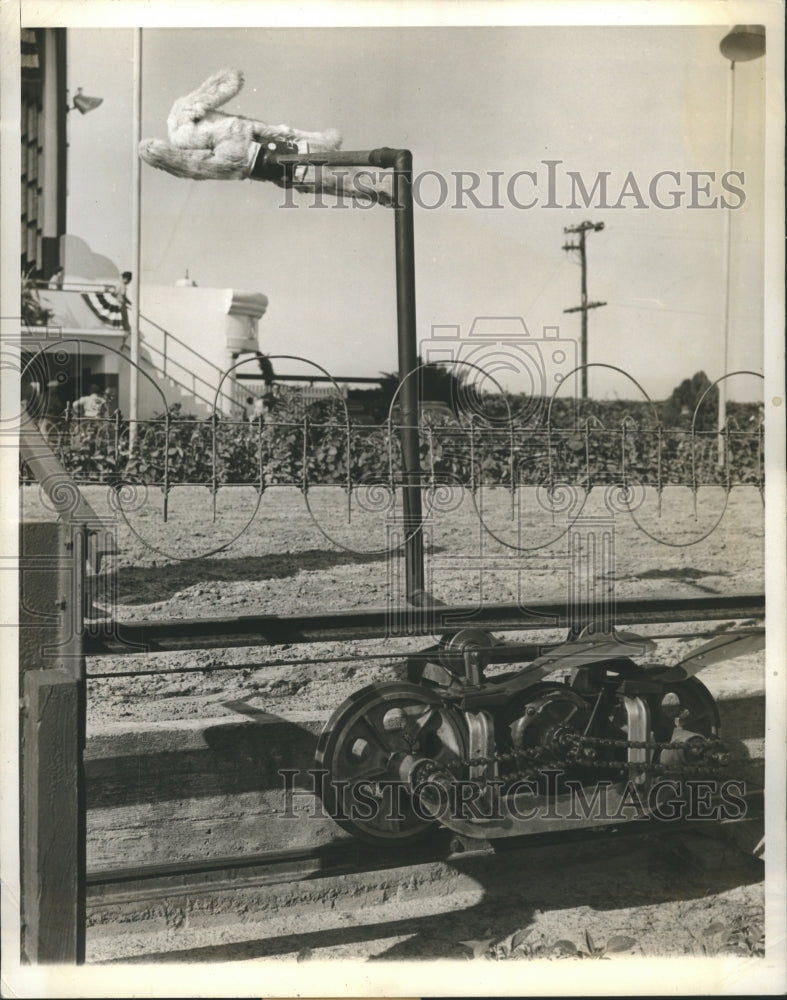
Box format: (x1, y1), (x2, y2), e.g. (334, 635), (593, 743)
(717, 60), (735, 467)
(129, 28), (142, 448)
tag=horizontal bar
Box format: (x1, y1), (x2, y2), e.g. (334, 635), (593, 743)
(236, 373), (384, 384)
(84, 593), (765, 656)
(268, 147), (402, 169)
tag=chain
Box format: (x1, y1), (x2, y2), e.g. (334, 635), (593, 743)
(454, 732), (729, 781)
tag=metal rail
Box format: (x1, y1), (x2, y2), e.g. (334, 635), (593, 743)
(84, 593), (764, 656)
(82, 626), (765, 679)
(236, 373), (384, 385)
(136, 310), (240, 414)
(87, 833), (459, 901)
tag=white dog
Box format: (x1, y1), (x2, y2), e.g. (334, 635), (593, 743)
(139, 69), (392, 204)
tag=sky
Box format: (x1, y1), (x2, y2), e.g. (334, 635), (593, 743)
(64, 22), (766, 401)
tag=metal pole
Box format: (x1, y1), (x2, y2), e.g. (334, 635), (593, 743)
(129, 29), (142, 449)
(580, 228), (588, 400)
(718, 60), (735, 466)
(391, 150), (424, 602)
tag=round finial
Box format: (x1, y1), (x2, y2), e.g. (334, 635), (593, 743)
(175, 268), (197, 287)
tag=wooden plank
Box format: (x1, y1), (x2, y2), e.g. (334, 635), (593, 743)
(22, 670), (83, 963)
(19, 519), (86, 965)
(19, 521), (63, 698)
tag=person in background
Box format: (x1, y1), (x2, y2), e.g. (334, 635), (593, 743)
(103, 387), (121, 418)
(47, 267), (65, 290)
(117, 272), (132, 330)
(73, 384), (106, 418)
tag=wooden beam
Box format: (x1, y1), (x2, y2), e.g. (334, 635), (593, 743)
(22, 670), (82, 962)
(19, 520), (86, 964)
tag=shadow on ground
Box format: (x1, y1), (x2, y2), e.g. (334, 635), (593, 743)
(112, 549), (398, 603)
(86, 714), (319, 808)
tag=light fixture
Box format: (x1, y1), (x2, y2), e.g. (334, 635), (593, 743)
(68, 87), (103, 115)
(719, 24), (766, 63)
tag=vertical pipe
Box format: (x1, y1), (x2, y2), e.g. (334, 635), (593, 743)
(392, 151), (424, 603)
(718, 60), (735, 467)
(129, 29), (142, 449)
(580, 228), (588, 400)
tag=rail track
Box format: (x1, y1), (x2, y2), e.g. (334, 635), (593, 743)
(84, 594), (765, 656)
(86, 788), (764, 910)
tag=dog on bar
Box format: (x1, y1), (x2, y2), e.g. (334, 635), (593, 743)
(138, 68), (392, 205)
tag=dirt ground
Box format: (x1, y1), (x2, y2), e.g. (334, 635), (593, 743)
(21, 482), (767, 961)
(21, 483), (765, 724)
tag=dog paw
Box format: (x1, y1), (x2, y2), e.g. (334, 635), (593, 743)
(138, 138), (160, 160)
(197, 68), (245, 108)
(212, 67), (243, 86)
(226, 68), (244, 90)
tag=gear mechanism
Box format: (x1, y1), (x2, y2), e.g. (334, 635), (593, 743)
(314, 658), (727, 844)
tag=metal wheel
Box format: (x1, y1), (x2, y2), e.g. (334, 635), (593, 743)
(647, 675), (721, 742)
(315, 681), (467, 845)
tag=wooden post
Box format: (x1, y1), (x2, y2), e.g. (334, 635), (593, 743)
(19, 520), (86, 964)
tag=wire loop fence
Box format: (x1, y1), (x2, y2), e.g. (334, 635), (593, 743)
(21, 347), (765, 521)
(22, 396), (764, 495)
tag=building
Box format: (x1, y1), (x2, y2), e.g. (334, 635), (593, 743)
(20, 28), (268, 421)
(25, 238), (268, 419)
(21, 27), (67, 280)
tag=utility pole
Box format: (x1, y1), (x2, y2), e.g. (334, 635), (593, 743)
(562, 221), (606, 399)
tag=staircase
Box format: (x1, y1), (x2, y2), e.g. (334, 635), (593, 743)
(126, 312), (261, 418)
(31, 281), (261, 419)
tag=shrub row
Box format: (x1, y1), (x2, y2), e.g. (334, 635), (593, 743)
(24, 398), (764, 491)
